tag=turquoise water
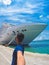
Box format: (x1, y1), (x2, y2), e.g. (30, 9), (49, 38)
(25, 40), (49, 54)
(9, 40), (49, 54)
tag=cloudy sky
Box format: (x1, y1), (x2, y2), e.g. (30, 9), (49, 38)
(0, 0), (49, 40)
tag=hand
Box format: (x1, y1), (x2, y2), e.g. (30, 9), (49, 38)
(4, 44), (9, 47)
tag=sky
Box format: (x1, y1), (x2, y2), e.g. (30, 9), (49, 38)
(0, 0), (49, 40)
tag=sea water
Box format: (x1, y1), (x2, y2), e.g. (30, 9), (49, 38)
(25, 40), (49, 54)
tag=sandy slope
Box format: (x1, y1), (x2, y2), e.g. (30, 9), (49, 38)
(0, 45), (49, 65)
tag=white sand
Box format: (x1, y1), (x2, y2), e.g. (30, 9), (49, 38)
(25, 52), (49, 65)
(0, 45), (49, 65)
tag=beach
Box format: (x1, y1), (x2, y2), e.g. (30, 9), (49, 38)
(0, 45), (49, 65)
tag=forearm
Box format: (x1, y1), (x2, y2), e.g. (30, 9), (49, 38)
(17, 56), (25, 65)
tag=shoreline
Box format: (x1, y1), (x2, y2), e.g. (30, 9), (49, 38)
(2, 45), (49, 55)
(9, 45), (49, 54)
(5, 45), (49, 56)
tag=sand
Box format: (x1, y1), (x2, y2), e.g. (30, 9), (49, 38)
(0, 45), (49, 65)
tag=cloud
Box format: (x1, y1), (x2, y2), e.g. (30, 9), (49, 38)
(25, 2), (44, 9)
(0, 0), (2, 2)
(47, 15), (49, 19)
(39, 15), (43, 18)
(34, 31), (49, 41)
(0, 0), (44, 16)
(16, 0), (24, 2)
(0, 0), (12, 5)
(0, 6), (36, 15)
(0, 0), (49, 31)
(39, 14), (49, 22)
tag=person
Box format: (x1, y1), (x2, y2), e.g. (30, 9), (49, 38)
(11, 33), (25, 65)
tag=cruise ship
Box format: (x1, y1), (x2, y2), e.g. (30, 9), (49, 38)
(0, 23), (47, 45)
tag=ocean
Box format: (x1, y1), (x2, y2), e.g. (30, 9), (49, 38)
(25, 40), (49, 54)
(9, 40), (49, 54)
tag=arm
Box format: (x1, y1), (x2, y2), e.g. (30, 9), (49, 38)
(4, 44), (9, 47)
(17, 51), (25, 65)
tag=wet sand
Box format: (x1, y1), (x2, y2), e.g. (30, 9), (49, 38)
(0, 45), (49, 65)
